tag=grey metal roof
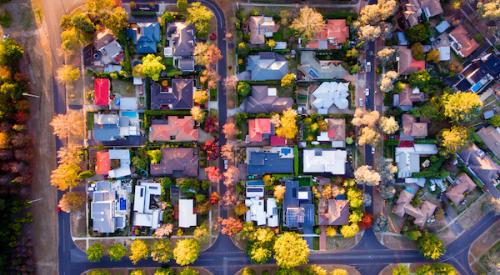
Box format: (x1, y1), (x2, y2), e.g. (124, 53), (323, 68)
(91, 201), (115, 233)
(243, 85), (293, 113)
(246, 52), (289, 81)
(150, 79), (194, 110)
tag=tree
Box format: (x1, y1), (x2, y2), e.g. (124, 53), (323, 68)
(194, 224), (210, 244)
(359, 213), (373, 229)
(177, 0), (188, 11)
(241, 267), (256, 275)
(173, 239), (200, 266)
(56, 65), (80, 84)
(489, 114), (500, 127)
(50, 110), (84, 139)
(408, 70), (431, 90)
(406, 23), (430, 43)
(304, 265), (327, 275)
(237, 81), (251, 97)
(273, 232), (309, 269)
(150, 239), (172, 263)
(222, 189), (237, 206)
(379, 116), (399, 134)
(194, 43), (222, 68)
(130, 270), (145, 275)
(200, 69), (219, 89)
(190, 106), (205, 123)
(417, 232), (445, 260)
(416, 263), (457, 275)
(102, 7), (129, 34)
(358, 0), (397, 25)
(274, 185), (286, 203)
(426, 49), (440, 63)
(440, 126), (468, 154)
(87, 242), (104, 262)
(442, 92), (482, 123)
(186, 2), (214, 37)
(266, 39), (276, 49)
(377, 47), (395, 62)
(275, 108), (298, 140)
(234, 202), (248, 216)
(60, 28), (81, 52)
(290, 6), (325, 39)
(223, 165), (240, 188)
(330, 269), (348, 275)
(352, 108), (380, 127)
(358, 127), (380, 146)
(358, 25), (382, 41)
(205, 166), (221, 183)
(477, 0), (500, 19)
(340, 223), (359, 238)
(193, 90), (209, 105)
(0, 131), (8, 149)
(155, 268), (175, 275)
(354, 165), (381, 186)
(223, 122), (238, 140)
(108, 243), (127, 261)
(0, 38), (24, 65)
(154, 224), (174, 238)
(141, 54), (165, 81)
(392, 264), (410, 275)
(179, 267), (199, 275)
(379, 71), (399, 92)
(349, 210), (363, 223)
(248, 242), (272, 264)
(224, 75), (238, 92)
(411, 43), (425, 60)
(50, 162), (81, 191)
(147, 149), (162, 164)
(219, 217), (243, 236)
(58, 191), (85, 213)
(209, 191), (220, 205)
(129, 239), (149, 264)
(281, 73), (296, 88)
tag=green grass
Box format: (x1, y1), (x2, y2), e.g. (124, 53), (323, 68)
(86, 112), (94, 130)
(210, 88), (217, 101)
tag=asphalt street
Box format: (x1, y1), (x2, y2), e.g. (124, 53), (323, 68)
(53, 1), (498, 275)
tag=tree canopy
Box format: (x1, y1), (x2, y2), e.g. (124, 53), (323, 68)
(173, 239), (200, 266)
(290, 6), (325, 39)
(273, 232), (309, 269)
(186, 2), (214, 37)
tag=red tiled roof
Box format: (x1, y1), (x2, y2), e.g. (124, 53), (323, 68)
(95, 151), (110, 175)
(248, 118), (272, 143)
(94, 78), (110, 106)
(270, 135), (286, 146)
(449, 25), (479, 58)
(149, 116), (198, 142)
(307, 19), (349, 49)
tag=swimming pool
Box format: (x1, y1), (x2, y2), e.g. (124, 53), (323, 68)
(121, 111), (139, 119)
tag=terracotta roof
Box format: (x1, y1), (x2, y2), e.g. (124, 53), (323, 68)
(402, 114), (428, 137)
(150, 148), (198, 177)
(248, 16), (278, 45)
(449, 25), (479, 58)
(248, 118), (272, 143)
(306, 19), (349, 49)
(95, 151), (111, 175)
(149, 116), (198, 142)
(398, 46), (426, 75)
(446, 173), (476, 205)
(94, 78), (110, 106)
(399, 85), (425, 107)
(318, 199), (349, 225)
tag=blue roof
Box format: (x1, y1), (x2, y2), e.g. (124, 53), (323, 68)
(283, 180), (315, 229)
(128, 23), (161, 54)
(247, 151), (293, 176)
(397, 32), (409, 46)
(119, 198), (126, 210)
(246, 180), (264, 186)
(482, 53), (500, 78)
(435, 21), (450, 33)
(93, 124), (121, 141)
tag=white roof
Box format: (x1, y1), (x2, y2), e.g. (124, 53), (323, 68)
(120, 126), (140, 137)
(298, 191), (309, 200)
(274, 42), (287, 50)
(414, 144), (438, 155)
(438, 46), (451, 61)
(119, 97), (138, 110)
(312, 82), (349, 114)
(133, 185), (146, 213)
(133, 77), (143, 85)
(405, 177), (426, 187)
(179, 199), (197, 228)
(303, 149), (347, 174)
(245, 198), (266, 226)
(133, 212), (153, 227)
(109, 149), (130, 160)
(94, 114), (119, 125)
(395, 147), (421, 178)
(266, 198), (279, 227)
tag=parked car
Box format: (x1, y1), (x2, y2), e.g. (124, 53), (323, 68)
(366, 61), (371, 72)
(371, 147), (375, 154)
(365, 88), (370, 96)
(358, 98), (364, 107)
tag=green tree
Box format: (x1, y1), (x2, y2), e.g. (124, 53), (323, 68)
(141, 54), (166, 81)
(237, 81), (251, 97)
(177, 0), (188, 11)
(150, 239), (172, 263)
(129, 239), (149, 264)
(87, 242), (104, 262)
(154, 268), (175, 275)
(392, 264), (410, 275)
(88, 270), (111, 275)
(408, 70), (431, 90)
(417, 232), (445, 260)
(179, 267), (199, 275)
(61, 27), (81, 52)
(406, 23), (430, 43)
(186, 2), (214, 37)
(490, 114), (500, 127)
(241, 267), (256, 275)
(102, 7), (129, 34)
(70, 12), (95, 33)
(173, 239), (200, 266)
(108, 243), (127, 261)
(273, 232), (309, 269)
(0, 38), (24, 66)
(411, 43), (425, 60)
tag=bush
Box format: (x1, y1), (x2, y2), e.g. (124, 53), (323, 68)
(237, 81), (251, 97)
(0, 9), (11, 28)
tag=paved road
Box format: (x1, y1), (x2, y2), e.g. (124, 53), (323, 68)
(52, 1), (499, 275)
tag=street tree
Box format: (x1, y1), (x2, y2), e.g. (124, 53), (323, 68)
(194, 43), (222, 68)
(304, 265), (327, 275)
(477, 0), (500, 19)
(273, 232), (309, 269)
(129, 239), (149, 264)
(108, 243), (127, 261)
(352, 108), (380, 127)
(150, 239), (172, 263)
(193, 224), (210, 244)
(173, 239), (200, 265)
(102, 7), (129, 34)
(354, 165), (381, 186)
(290, 6), (325, 39)
(56, 65), (81, 84)
(186, 2), (214, 37)
(441, 92), (482, 123)
(358, 127), (380, 146)
(193, 89), (209, 105)
(237, 81), (251, 97)
(141, 54), (165, 81)
(223, 122), (238, 140)
(50, 162), (81, 191)
(358, 25), (382, 41)
(440, 126), (468, 154)
(205, 166), (221, 183)
(331, 269), (348, 275)
(87, 242), (105, 262)
(379, 71), (399, 92)
(219, 217), (243, 236)
(340, 223), (359, 238)
(379, 116), (399, 134)
(377, 47), (395, 62)
(224, 75), (238, 92)
(190, 106), (205, 123)
(417, 232), (445, 260)
(50, 110), (84, 139)
(248, 242), (272, 264)
(223, 165), (240, 188)
(58, 191), (85, 213)
(392, 264), (410, 275)
(200, 69), (219, 89)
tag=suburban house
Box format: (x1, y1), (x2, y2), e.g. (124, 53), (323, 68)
(449, 24), (479, 58)
(248, 16), (279, 45)
(149, 116), (198, 142)
(393, 184), (437, 228)
(93, 113), (141, 142)
(94, 78), (111, 107)
(394, 84), (425, 110)
(476, 126), (500, 158)
(92, 29), (124, 68)
(246, 118), (286, 146)
(90, 181), (129, 233)
(316, 118), (346, 148)
(435, 33), (451, 61)
(401, 114), (428, 139)
(395, 144), (438, 178)
(305, 19), (349, 49)
(402, 0), (443, 27)
(455, 53), (500, 93)
(244, 180), (279, 227)
(303, 149), (347, 175)
(150, 79), (194, 110)
(246, 147), (294, 176)
(311, 82), (349, 114)
(128, 22), (161, 54)
(457, 144), (500, 186)
(179, 199), (197, 228)
(318, 198), (349, 226)
(165, 22), (196, 71)
(446, 173), (476, 205)
(243, 52), (289, 81)
(283, 180), (315, 247)
(133, 181), (163, 229)
(242, 86), (293, 114)
(95, 149), (132, 178)
(150, 148), (199, 177)
(398, 46), (426, 75)
(299, 51), (347, 80)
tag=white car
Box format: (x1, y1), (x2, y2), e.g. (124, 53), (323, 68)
(371, 147), (375, 154)
(358, 98), (364, 107)
(366, 61), (371, 72)
(365, 88), (370, 96)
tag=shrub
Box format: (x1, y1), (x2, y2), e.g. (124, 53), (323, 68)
(0, 9), (11, 28)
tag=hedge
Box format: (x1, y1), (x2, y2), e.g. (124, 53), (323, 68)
(293, 145), (299, 176)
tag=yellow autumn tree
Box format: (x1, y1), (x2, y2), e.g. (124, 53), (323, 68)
(273, 185), (286, 203)
(331, 269), (348, 275)
(273, 232), (309, 269)
(379, 116), (399, 134)
(193, 90), (209, 105)
(129, 239), (149, 265)
(340, 223), (359, 238)
(173, 239), (200, 266)
(440, 126), (468, 154)
(275, 108), (298, 140)
(190, 106), (205, 123)
(58, 191), (85, 213)
(290, 6), (325, 39)
(358, 127), (380, 146)
(50, 110), (84, 139)
(50, 162), (81, 191)
(442, 92), (482, 123)
(280, 73), (296, 88)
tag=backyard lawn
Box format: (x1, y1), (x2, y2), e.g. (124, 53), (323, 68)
(112, 79), (136, 97)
